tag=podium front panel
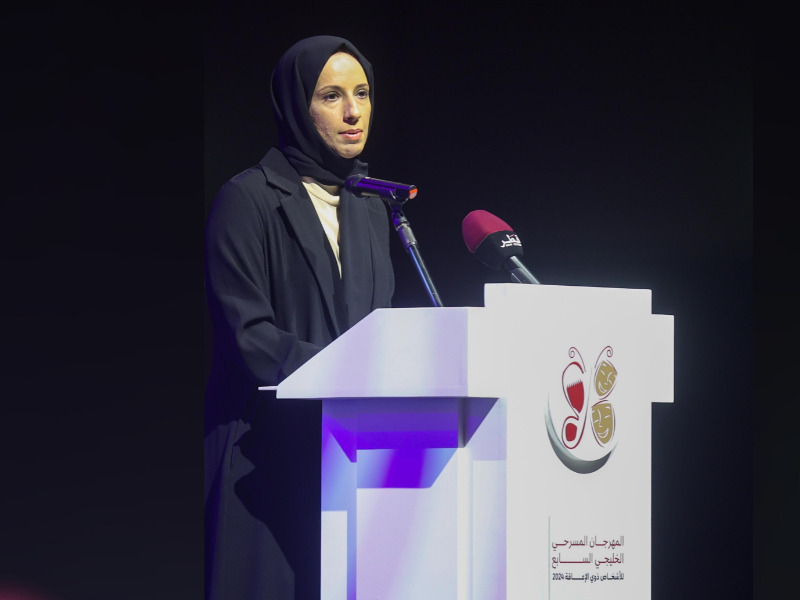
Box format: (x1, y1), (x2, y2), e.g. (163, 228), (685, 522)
(275, 284), (673, 599)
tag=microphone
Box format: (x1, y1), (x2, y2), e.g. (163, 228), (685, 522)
(462, 209), (540, 284)
(344, 175), (418, 202)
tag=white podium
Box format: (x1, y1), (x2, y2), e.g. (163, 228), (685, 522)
(276, 283), (674, 599)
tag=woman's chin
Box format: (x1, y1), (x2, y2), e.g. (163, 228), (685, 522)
(331, 143), (365, 160)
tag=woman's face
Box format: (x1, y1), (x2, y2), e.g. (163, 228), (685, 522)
(309, 52), (371, 159)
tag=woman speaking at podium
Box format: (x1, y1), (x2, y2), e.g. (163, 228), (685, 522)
(203, 35), (395, 600)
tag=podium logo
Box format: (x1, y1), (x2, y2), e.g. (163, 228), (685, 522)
(545, 346), (618, 474)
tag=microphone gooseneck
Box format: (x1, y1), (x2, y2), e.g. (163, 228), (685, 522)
(349, 174), (443, 307)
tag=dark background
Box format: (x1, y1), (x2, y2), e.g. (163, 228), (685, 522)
(1, 1), (783, 599)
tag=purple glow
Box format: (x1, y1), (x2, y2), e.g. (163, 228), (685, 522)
(356, 448), (456, 488)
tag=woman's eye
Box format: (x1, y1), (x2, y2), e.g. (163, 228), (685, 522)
(323, 92), (339, 101)
(356, 89), (370, 99)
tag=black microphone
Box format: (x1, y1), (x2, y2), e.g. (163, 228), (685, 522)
(462, 210), (540, 284)
(344, 175), (418, 202)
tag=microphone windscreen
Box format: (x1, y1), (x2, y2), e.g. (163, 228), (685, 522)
(462, 210), (524, 270)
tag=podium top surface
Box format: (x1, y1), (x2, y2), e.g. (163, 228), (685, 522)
(275, 284), (672, 400)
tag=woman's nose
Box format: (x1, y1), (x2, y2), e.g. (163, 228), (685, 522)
(343, 97), (361, 122)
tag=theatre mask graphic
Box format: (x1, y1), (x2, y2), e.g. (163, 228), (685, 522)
(546, 345), (619, 474)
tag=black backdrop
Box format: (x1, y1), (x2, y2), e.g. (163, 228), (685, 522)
(1, 2), (786, 600)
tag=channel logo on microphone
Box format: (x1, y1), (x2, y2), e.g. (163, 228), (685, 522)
(499, 233), (522, 248)
(545, 346), (619, 474)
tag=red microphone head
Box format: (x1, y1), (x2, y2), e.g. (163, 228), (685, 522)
(462, 209), (525, 270)
(462, 209), (514, 253)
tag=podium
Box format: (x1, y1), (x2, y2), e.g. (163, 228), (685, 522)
(276, 283), (674, 599)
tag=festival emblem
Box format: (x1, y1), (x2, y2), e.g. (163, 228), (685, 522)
(546, 346), (619, 473)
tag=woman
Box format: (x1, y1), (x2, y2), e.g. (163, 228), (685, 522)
(204, 36), (394, 600)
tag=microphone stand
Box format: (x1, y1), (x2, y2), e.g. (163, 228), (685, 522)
(506, 256), (541, 284)
(384, 195), (444, 308)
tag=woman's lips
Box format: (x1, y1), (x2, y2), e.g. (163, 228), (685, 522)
(340, 129), (363, 140)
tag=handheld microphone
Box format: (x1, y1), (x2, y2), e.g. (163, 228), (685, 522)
(344, 175), (418, 202)
(462, 209), (540, 284)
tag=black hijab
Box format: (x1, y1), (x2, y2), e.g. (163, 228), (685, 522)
(270, 35), (373, 186)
